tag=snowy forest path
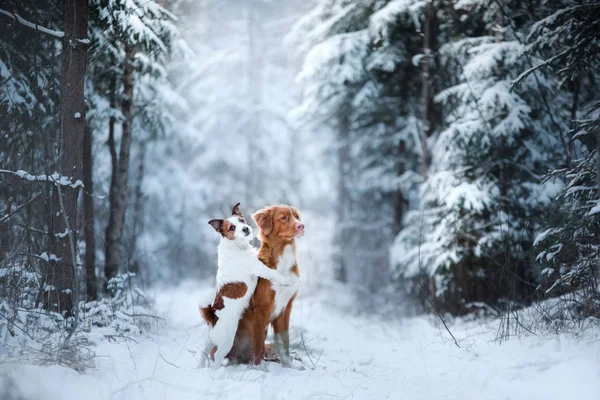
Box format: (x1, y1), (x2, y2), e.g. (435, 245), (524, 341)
(1, 280), (599, 400)
(101, 281), (600, 400)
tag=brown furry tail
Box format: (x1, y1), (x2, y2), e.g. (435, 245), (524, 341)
(199, 304), (218, 327)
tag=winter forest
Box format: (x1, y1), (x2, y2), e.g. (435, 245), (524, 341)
(1, 0), (599, 399)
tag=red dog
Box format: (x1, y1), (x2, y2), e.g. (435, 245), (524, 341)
(228, 205), (304, 365)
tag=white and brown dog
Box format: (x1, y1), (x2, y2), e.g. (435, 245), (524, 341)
(199, 203), (291, 369)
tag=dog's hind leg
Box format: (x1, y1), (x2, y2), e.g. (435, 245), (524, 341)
(199, 338), (214, 368)
(212, 335), (235, 370)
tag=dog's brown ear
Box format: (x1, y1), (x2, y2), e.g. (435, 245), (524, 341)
(290, 206), (301, 220)
(208, 219), (223, 233)
(231, 202), (243, 217)
(252, 208), (274, 236)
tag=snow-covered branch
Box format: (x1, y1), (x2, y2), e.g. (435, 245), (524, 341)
(0, 8), (64, 39)
(0, 169), (83, 189)
(511, 47), (572, 89)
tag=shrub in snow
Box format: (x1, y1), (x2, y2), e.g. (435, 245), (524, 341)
(80, 272), (161, 335)
(1, 269), (159, 371)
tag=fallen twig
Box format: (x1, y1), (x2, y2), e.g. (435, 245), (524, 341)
(121, 312), (166, 321)
(159, 353), (180, 369)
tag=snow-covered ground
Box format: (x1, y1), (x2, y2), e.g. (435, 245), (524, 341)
(1, 280), (599, 400)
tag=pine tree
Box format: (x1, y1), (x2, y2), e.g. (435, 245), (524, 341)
(0, 2), (62, 299)
(528, 1), (600, 318)
(0, 0), (88, 316)
(391, 0), (569, 313)
(290, 0), (427, 290)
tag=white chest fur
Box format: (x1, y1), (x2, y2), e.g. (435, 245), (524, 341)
(270, 245), (300, 320)
(216, 242), (256, 284)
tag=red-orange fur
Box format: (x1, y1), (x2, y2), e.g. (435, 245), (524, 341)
(199, 305), (219, 327)
(228, 205), (302, 364)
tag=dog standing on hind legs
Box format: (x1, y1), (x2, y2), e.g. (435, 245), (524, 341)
(199, 203), (291, 369)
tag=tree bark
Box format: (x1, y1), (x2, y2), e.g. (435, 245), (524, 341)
(104, 73), (118, 290)
(569, 78), (579, 160)
(107, 74), (118, 195)
(597, 122), (600, 199)
(419, 1), (434, 177)
(127, 141), (146, 280)
(45, 0), (88, 315)
(82, 122), (97, 300)
(335, 112), (350, 284)
(393, 140), (406, 235)
(104, 45), (134, 284)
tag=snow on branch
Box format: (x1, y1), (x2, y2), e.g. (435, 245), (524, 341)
(0, 8), (64, 39)
(511, 48), (572, 89)
(0, 169), (83, 189)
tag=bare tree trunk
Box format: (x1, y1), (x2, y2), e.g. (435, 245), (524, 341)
(45, 0), (88, 315)
(335, 112), (350, 283)
(104, 74), (118, 290)
(597, 123), (600, 199)
(419, 1), (434, 177)
(82, 123), (96, 300)
(393, 140), (406, 235)
(107, 74), (118, 204)
(105, 45), (134, 283)
(127, 141), (146, 282)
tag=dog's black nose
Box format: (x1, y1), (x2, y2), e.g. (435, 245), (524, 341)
(242, 227), (250, 235)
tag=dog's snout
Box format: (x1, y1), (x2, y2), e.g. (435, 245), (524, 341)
(296, 223), (305, 230)
(242, 226), (250, 234)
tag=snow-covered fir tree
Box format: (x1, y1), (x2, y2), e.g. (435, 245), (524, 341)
(290, 0), (427, 292)
(391, 0), (574, 313)
(0, 0), (70, 312)
(528, 1), (600, 318)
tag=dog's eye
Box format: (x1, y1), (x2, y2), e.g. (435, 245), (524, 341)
(239, 218), (245, 223)
(229, 226), (235, 231)
(281, 215), (287, 221)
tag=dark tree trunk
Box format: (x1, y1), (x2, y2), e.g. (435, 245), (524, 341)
(82, 123), (97, 300)
(393, 140), (406, 235)
(335, 112), (350, 284)
(107, 74), (118, 200)
(45, 0), (88, 315)
(105, 45), (134, 283)
(127, 141), (146, 282)
(597, 123), (600, 199)
(419, 2), (434, 177)
(569, 78), (579, 160)
(104, 73), (118, 290)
